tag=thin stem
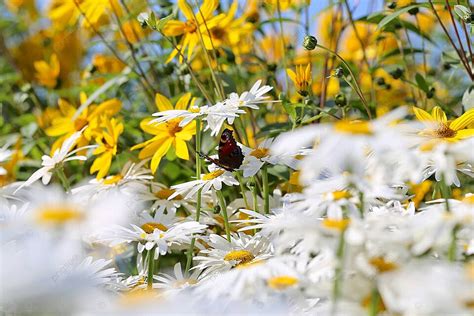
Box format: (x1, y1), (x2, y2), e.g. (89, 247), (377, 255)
(147, 247), (155, 290)
(250, 178), (260, 213)
(448, 225), (459, 261)
(445, 0), (471, 72)
(262, 164), (270, 214)
(456, 0), (473, 66)
(217, 190), (231, 241)
(316, 44), (372, 119)
(55, 166), (70, 193)
(369, 287), (380, 316)
(185, 119), (203, 274)
(236, 172), (250, 209)
(331, 229), (346, 316)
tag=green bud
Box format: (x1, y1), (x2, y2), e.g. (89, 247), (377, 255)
(335, 67), (344, 78)
(303, 35), (318, 50)
(335, 93), (347, 106)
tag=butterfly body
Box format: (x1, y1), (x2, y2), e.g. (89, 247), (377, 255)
(199, 129), (244, 172)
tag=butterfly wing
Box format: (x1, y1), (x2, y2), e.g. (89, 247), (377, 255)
(217, 129), (244, 170)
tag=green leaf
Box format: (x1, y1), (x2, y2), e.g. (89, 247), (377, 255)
(415, 73), (429, 92)
(377, 4), (427, 30)
(156, 14), (174, 32)
(282, 101), (297, 123)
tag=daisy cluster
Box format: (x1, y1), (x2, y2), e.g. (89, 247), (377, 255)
(2, 78), (473, 315)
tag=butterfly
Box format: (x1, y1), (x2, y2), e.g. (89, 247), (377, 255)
(198, 129), (244, 172)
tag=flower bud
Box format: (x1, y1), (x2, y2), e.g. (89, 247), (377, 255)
(390, 68), (403, 80)
(387, 2), (397, 9)
(303, 35), (318, 50)
(335, 67), (344, 78)
(335, 93), (347, 106)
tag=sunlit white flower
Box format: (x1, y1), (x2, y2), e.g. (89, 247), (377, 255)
(97, 210), (206, 259)
(169, 166), (238, 200)
(225, 80), (273, 110)
(152, 262), (201, 296)
(14, 130), (92, 193)
(194, 233), (273, 278)
(241, 138), (299, 177)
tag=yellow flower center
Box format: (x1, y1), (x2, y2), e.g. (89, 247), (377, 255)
(103, 174), (123, 185)
(211, 27), (226, 39)
(322, 218), (351, 231)
(166, 120), (183, 137)
(74, 117), (88, 131)
(331, 190), (352, 200)
(155, 188), (181, 200)
(250, 147), (269, 159)
(267, 275), (299, 290)
(37, 205), (83, 225)
(334, 120), (373, 135)
(368, 257), (398, 273)
(224, 249), (255, 266)
(202, 169), (225, 180)
(432, 123), (457, 138)
(184, 20), (197, 33)
(462, 195), (474, 205)
(141, 222), (168, 234)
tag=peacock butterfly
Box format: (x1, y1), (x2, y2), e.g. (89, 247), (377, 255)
(199, 129), (244, 172)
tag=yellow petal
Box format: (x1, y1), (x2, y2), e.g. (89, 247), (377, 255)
(151, 139), (172, 173)
(155, 93), (174, 112)
(454, 128), (474, 140)
(432, 106), (447, 123)
(162, 20), (186, 36)
(178, 0), (194, 21)
(449, 109), (474, 131)
(287, 69), (296, 84)
(90, 152), (112, 179)
(176, 93), (192, 110)
(413, 106), (434, 121)
(175, 139), (189, 160)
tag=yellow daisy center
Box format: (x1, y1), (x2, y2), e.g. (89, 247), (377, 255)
(155, 188), (181, 200)
(141, 222), (168, 234)
(166, 120), (183, 137)
(334, 120), (373, 135)
(103, 174), (123, 185)
(322, 218), (351, 231)
(331, 190), (352, 200)
(433, 123), (456, 138)
(211, 26), (226, 39)
(37, 205), (83, 225)
(267, 275), (299, 290)
(224, 249), (255, 266)
(202, 169), (225, 180)
(462, 195), (474, 205)
(368, 257), (398, 273)
(184, 20), (197, 33)
(250, 148), (269, 159)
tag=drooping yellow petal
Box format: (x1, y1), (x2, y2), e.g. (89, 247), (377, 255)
(174, 139), (189, 160)
(139, 118), (168, 135)
(432, 106), (447, 123)
(150, 138), (173, 173)
(449, 109), (474, 131)
(413, 106), (434, 122)
(155, 93), (174, 112)
(286, 69), (297, 83)
(90, 151), (113, 179)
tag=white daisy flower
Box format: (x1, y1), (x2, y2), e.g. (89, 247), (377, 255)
(14, 130), (93, 193)
(136, 183), (190, 215)
(225, 79), (273, 110)
(152, 262), (201, 296)
(169, 166), (239, 200)
(241, 138), (299, 178)
(193, 233), (273, 278)
(97, 210), (206, 259)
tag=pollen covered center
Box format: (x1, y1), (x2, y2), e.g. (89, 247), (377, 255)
(184, 20), (197, 33)
(433, 123), (457, 138)
(250, 148), (269, 159)
(202, 169), (225, 180)
(166, 120), (183, 136)
(155, 188), (181, 200)
(141, 222), (168, 234)
(224, 249), (255, 266)
(267, 275), (299, 290)
(37, 205), (83, 225)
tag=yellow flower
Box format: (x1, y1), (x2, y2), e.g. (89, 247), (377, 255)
(413, 106), (474, 142)
(131, 93), (196, 173)
(45, 93), (122, 154)
(90, 117), (124, 179)
(287, 64), (311, 96)
(48, 0), (121, 30)
(162, 0), (224, 63)
(92, 54), (125, 74)
(34, 54), (60, 88)
(259, 35), (289, 64)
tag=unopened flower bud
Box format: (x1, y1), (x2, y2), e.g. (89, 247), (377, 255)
(303, 35), (318, 50)
(335, 93), (347, 106)
(335, 67), (344, 78)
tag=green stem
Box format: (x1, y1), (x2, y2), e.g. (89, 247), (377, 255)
(331, 229), (346, 316)
(236, 172), (250, 209)
(55, 166), (70, 193)
(316, 44), (372, 119)
(217, 190), (231, 242)
(262, 165), (270, 214)
(250, 179), (260, 213)
(369, 287), (380, 316)
(185, 119), (203, 274)
(440, 175), (451, 213)
(147, 247), (155, 290)
(448, 225), (458, 261)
